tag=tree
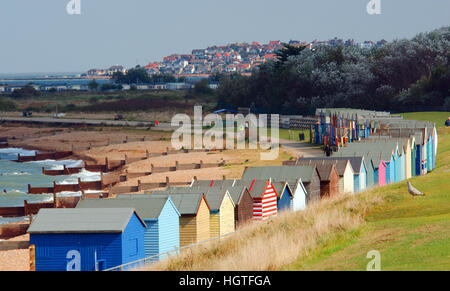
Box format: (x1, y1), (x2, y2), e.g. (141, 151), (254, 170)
(276, 43), (307, 64)
(88, 79), (99, 91)
(11, 84), (40, 98)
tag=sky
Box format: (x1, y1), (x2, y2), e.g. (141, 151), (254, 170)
(0, 0), (449, 74)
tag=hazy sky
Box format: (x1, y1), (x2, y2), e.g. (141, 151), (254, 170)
(0, 0), (449, 74)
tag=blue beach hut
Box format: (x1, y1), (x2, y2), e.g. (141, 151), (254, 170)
(28, 208), (146, 271)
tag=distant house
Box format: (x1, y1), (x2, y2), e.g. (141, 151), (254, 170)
(76, 196), (180, 261)
(87, 69), (107, 76)
(28, 208), (146, 271)
(166, 83), (191, 90)
(192, 49), (207, 56)
(149, 84), (167, 90)
(107, 65), (127, 76)
(224, 64), (237, 73)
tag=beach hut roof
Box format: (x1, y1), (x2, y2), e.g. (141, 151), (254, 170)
(121, 192), (209, 215)
(296, 158), (354, 177)
(76, 196), (180, 220)
(192, 179), (251, 205)
(150, 187), (228, 211)
(28, 208), (146, 234)
(242, 165), (317, 186)
(323, 156), (365, 173)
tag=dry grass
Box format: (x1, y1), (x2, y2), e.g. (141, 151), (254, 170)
(145, 192), (384, 271)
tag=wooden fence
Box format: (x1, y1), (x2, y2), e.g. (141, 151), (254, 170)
(289, 116), (318, 130)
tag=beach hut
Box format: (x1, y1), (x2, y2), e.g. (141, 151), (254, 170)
(296, 158), (354, 194)
(411, 136), (417, 177)
(76, 196), (180, 261)
(346, 157), (367, 192)
(129, 192), (210, 247)
(28, 208), (146, 271)
(242, 165), (320, 205)
(402, 138), (413, 180)
(433, 126), (438, 170)
(212, 180), (279, 221)
(393, 145), (403, 182)
(166, 193), (210, 247)
(244, 179), (278, 221)
(329, 156), (367, 193)
(201, 187), (235, 237)
(370, 153), (388, 186)
(427, 131), (433, 172)
(272, 181), (294, 212)
(192, 180), (257, 227)
(386, 150), (396, 184)
(151, 187), (235, 238)
(314, 164), (339, 198)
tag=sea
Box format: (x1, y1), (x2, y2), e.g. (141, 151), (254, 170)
(0, 72), (112, 87)
(0, 148), (102, 225)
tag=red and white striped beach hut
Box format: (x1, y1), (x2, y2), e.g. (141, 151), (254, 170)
(242, 179), (278, 221)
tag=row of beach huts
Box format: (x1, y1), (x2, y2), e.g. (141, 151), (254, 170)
(26, 108), (438, 271)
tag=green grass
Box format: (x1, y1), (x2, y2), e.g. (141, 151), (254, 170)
(399, 111), (450, 128)
(285, 112), (450, 271)
(278, 128), (311, 142)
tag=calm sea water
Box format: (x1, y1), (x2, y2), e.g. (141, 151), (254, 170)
(0, 148), (102, 224)
(0, 76), (112, 87)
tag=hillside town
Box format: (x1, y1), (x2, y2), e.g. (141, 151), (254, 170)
(86, 38), (388, 78)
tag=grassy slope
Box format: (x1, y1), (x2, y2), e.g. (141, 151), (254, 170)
(399, 112), (450, 128)
(286, 113), (450, 271)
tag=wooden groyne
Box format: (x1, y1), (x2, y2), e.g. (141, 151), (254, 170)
(0, 137), (8, 148)
(15, 151), (73, 163)
(109, 176), (194, 196)
(27, 179), (104, 195)
(40, 148), (224, 178)
(41, 157), (124, 176)
(0, 196), (83, 218)
(42, 165), (83, 176)
(0, 223), (30, 239)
